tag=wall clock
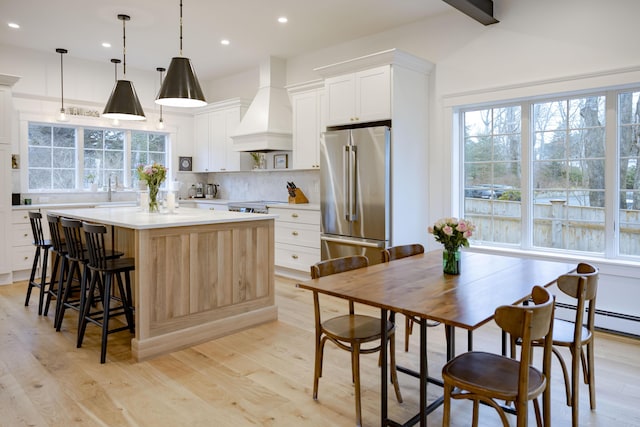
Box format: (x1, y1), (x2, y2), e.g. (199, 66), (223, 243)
(179, 156), (192, 171)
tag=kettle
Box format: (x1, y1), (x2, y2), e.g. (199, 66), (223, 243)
(206, 183), (219, 199)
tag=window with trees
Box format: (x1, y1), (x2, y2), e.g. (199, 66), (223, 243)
(461, 89), (640, 259)
(27, 123), (167, 191)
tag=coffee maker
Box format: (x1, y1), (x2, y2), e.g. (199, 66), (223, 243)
(195, 183), (205, 198)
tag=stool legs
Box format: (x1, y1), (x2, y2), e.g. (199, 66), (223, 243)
(25, 245), (49, 315)
(43, 250), (64, 317)
(78, 269), (134, 364)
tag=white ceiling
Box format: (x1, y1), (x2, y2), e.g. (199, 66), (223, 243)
(0, 0), (452, 80)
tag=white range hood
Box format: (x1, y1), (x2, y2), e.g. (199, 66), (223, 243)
(231, 57), (292, 152)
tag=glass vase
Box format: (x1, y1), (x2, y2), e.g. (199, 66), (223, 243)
(443, 248), (461, 275)
(148, 184), (160, 213)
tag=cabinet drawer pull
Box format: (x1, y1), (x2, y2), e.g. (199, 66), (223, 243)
(23, 215), (28, 219)
(291, 254), (299, 260)
(291, 231), (299, 236)
(24, 233), (28, 237)
(24, 256), (29, 260)
(291, 213), (299, 218)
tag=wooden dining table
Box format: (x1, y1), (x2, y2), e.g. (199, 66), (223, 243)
(297, 250), (575, 427)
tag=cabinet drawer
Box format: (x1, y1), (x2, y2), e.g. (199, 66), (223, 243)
(275, 243), (320, 272)
(12, 210), (31, 224)
(12, 223), (33, 247)
(272, 208), (320, 225)
(275, 222), (320, 248)
(12, 246), (35, 271)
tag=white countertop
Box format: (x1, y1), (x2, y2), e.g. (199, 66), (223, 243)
(48, 206), (277, 230)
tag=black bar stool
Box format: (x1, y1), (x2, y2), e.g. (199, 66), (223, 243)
(57, 218), (125, 334)
(25, 211), (53, 315)
(43, 213), (68, 321)
(79, 222), (135, 364)
(56, 217), (90, 331)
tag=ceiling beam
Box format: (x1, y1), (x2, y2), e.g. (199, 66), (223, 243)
(442, 0), (499, 25)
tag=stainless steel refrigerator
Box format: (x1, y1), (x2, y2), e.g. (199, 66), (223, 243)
(320, 123), (390, 264)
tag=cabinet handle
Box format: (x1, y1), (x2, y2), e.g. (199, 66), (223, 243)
(291, 254), (299, 260)
(24, 256), (28, 260)
(23, 215), (28, 219)
(24, 233), (28, 237)
(291, 213), (299, 218)
(291, 231), (299, 236)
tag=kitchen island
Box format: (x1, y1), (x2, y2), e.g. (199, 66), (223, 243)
(48, 206), (277, 361)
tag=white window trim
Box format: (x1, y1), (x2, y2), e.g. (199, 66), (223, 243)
(444, 66), (640, 271)
(18, 112), (175, 193)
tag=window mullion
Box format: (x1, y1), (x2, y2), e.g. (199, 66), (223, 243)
(521, 102), (532, 249)
(605, 90), (618, 257)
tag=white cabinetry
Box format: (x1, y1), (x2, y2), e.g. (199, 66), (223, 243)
(193, 98), (252, 172)
(315, 49), (434, 249)
(0, 76), (19, 283)
(11, 210), (35, 274)
(324, 65), (390, 126)
(289, 81), (326, 169)
(269, 205), (320, 277)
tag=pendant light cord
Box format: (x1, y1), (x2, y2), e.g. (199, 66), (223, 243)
(179, 0), (183, 56)
(117, 14), (130, 77)
(59, 52), (64, 110)
(56, 48), (67, 112)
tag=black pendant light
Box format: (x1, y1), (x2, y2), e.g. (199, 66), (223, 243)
(156, 67), (166, 129)
(102, 14), (145, 121)
(156, 0), (206, 107)
(56, 48), (69, 122)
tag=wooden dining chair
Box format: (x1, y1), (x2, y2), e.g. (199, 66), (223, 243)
(442, 285), (555, 427)
(310, 255), (402, 427)
(381, 243), (440, 352)
(541, 262), (599, 427)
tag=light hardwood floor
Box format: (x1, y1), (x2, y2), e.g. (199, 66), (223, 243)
(1, 277), (639, 427)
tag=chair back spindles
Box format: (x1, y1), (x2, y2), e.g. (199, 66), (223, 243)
(61, 218), (85, 261)
(381, 243), (424, 263)
(46, 214), (65, 253)
(82, 222), (109, 270)
(28, 211), (47, 246)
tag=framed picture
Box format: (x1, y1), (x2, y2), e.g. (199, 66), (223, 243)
(273, 153), (288, 169)
(179, 156), (192, 171)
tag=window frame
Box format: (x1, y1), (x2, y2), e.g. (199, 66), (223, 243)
(444, 68), (640, 264)
(20, 114), (172, 193)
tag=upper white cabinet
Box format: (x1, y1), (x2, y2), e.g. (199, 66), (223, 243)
(324, 65), (390, 126)
(193, 98), (252, 172)
(289, 81), (326, 169)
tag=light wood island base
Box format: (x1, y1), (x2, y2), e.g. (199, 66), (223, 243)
(49, 207), (278, 361)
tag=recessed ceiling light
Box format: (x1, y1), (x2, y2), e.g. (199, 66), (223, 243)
(278, 16), (288, 24)
(8, 22), (20, 29)
(220, 39), (230, 46)
(102, 42), (111, 48)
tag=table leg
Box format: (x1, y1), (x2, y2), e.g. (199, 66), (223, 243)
(419, 318), (427, 426)
(381, 308), (388, 427)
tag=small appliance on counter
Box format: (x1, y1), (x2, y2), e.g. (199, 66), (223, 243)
(12, 193), (21, 206)
(206, 183), (219, 199)
(195, 183), (205, 198)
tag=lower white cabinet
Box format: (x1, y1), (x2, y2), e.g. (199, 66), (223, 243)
(11, 210), (36, 273)
(269, 205), (320, 275)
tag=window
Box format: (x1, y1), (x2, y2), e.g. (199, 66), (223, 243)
(28, 124), (77, 190)
(27, 123), (168, 191)
(461, 89), (640, 259)
(618, 90), (640, 256)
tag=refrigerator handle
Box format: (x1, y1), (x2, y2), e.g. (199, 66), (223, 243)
(343, 145), (350, 222)
(347, 145), (357, 221)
